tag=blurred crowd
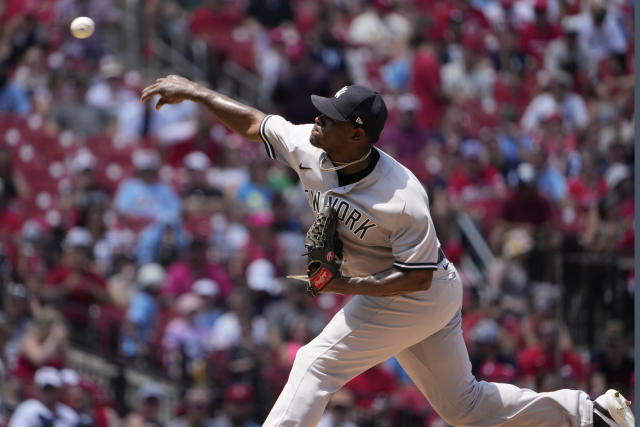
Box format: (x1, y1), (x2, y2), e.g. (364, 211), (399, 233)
(0, 0), (635, 425)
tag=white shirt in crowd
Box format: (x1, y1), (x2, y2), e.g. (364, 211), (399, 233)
(9, 398), (78, 427)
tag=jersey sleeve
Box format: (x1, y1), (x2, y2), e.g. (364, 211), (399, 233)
(390, 200), (440, 270)
(259, 114), (314, 168)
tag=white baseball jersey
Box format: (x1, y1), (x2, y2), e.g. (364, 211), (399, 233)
(259, 114), (441, 278)
(260, 113), (599, 427)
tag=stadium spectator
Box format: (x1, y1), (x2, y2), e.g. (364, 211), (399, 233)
(210, 383), (260, 427)
(12, 306), (68, 385)
(62, 370), (119, 427)
(0, 283), (31, 372)
(0, 376), (22, 426)
(167, 386), (215, 427)
(520, 71), (588, 133)
(0, 1), (635, 424)
(192, 279), (224, 332)
(207, 288), (268, 352)
(120, 263), (166, 362)
(164, 238), (232, 300)
(517, 0), (562, 66)
(9, 366), (78, 427)
(136, 221), (188, 266)
(317, 388), (357, 427)
(41, 227), (110, 327)
(576, 0), (628, 72)
(501, 163), (552, 226)
(162, 292), (207, 381)
(264, 279), (326, 343)
(517, 317), (586, 391)
(410, 36), (445, 130)
(124, 383), (165, 427)
(180, 151), (223, 216)
(0, 66), (30, 115)
(60, 149), (110, 227)
(468, 319), (517, 383)
(114, 148), (181, 225)
(589, 319), (634, 398)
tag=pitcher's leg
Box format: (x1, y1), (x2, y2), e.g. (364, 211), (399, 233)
(396, 310), (593, 427)
(263, 297), (406, 427)
(264, 278), (462, 427)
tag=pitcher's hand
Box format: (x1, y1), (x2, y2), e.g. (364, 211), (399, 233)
(140, 74), (200, 110)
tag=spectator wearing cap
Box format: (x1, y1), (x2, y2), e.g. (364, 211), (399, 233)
(61, 149), (110, 226)
(589, 319), (634, 398)
(193, 279), (223, 332)
(162, 292), (207, 380)
(245, 258), (282, 309)
(121, 263), (166, 361)
(468, 319), (516, 384)
(520, 71), (588, 133)
(164, 239), (232, 301)
(12, 306), (68, 386)
(167, 386), (215, 427)
(517, 0), (563, 66)
(9, 366), (78, 427)
(210, 383), (259, 427)
(181, 151), (224, 216)
(41, 227), (110, 327)
(501, 163), (552, 226)
(124, 383), (165, 427)
(114, 148), (181, 225)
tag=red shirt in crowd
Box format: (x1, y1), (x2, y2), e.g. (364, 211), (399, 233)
(519, 21), (563, 65)
(44, 266), (107, 324)
(345, 365), (398, 409)
(411, 46), (444, 130)
(164, 260), (233, 300)
(517, 344), (586, 384)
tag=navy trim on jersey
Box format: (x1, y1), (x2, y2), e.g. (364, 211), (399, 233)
(393, 261), (438, 270)
(259, 115), (276, 159)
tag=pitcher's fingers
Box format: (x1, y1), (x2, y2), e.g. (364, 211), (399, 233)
(140, 85), (160, 103)
(155, 98), (166, 110)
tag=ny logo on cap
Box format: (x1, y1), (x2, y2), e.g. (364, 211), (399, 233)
(355, 117), (363, 125)
(334, 86), (348, 98)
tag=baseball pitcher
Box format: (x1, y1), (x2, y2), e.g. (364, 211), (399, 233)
(141, 75), (633, 427)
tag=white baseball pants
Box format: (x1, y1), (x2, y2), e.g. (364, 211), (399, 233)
(263, 264), (594, 426)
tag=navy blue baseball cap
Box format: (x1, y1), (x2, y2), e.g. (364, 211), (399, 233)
(311, 85), (388, 140)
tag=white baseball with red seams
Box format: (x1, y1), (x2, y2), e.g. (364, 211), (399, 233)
(259, 113), (601, 427)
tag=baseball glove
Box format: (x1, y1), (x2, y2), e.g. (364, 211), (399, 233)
(304, 206), (343, 296)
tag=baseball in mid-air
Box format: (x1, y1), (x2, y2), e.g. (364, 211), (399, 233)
(70, 16), (95, 39)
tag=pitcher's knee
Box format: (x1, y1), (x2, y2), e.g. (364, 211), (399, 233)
(290, 343), (348, 392)
(430, 382), (485, 426)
